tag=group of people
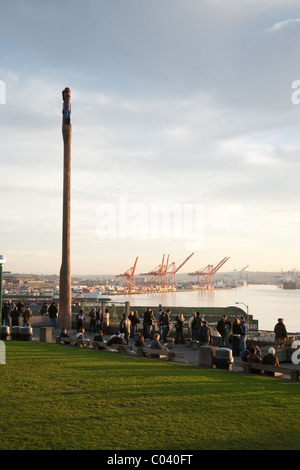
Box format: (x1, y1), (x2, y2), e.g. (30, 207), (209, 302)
(216, 314), (248, 357)
(189, 312), (212, 346)
(75, 307), (110, 334)
(242, 343), (280, 376)
(1, 299), (33, 327)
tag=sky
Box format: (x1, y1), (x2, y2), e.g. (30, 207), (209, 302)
(1, 0), (300, 276)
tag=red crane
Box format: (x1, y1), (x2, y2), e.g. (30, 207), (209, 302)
(189, 256), (230, 289)
(140, 254), (167, 289)
(166, 252), (194, 290)
(116, 257), (139, 293)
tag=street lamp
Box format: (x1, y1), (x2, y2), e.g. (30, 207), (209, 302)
(235, 301), (249, 327)
(0, 255), (6, 324)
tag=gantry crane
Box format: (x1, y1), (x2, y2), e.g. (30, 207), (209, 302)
(166, 252), (194, 290)
(188, 256), (230, 289)
(140, 253), (194, 291)
(116, 257), (139, 293)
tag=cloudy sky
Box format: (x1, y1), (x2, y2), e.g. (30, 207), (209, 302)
(1, 0), (300, 275)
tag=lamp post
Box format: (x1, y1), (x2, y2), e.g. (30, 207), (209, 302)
(235, 301), (249, 327)
(0, 255), (6, 324)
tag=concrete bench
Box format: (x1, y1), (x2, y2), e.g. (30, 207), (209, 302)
(166, 337), (175, 349)
(55, 336), (90, 348)
(92, 340), (110, 351)
(243, 362), (300, 382)
(142, 347), (187, 362)
(117, 345), (137, 355)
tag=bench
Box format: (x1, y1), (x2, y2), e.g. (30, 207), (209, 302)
(117, 345), (137, 355)
(92, 340), (110, 350)
(166, 337), (175, 349)
(243, 362), (300, 382)
(142, 347), (187, 363)
(55, 336), (90, 348)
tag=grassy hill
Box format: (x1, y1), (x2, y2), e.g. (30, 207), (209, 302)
(0, 341), (299, 450)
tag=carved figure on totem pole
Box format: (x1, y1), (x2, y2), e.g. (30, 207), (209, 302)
(62, 87), (71, 125)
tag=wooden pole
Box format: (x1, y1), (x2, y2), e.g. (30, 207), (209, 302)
(59, 88), (72, 329)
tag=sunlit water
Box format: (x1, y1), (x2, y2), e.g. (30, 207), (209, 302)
(113, 285), (300, 333)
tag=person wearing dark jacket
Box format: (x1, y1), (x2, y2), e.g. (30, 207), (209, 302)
(23, 306), (32, 326)
(76, 310), (86, 332)
(48, 302), (59, 329)
(175, 314), (185, 344)
(274, 318), (287, 347)
(143, 308), (154, 339)
(10, 307), (21, 326)
(2, 301), (12, 326)
(232, 318), (243, 356)
(262, 347), (279, 376)
(198, 320), (211, 346)
(107, 331), (127, 346)
(247, 345), (262, 374)
(217, 315), (231, 347)
(191, 312), (202, 341)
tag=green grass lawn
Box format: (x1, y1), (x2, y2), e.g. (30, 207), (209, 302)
(0, 341), (299, 450)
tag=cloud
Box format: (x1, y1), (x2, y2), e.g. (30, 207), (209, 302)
(1, 1), (300, 273)
(266, 17), (300, 32)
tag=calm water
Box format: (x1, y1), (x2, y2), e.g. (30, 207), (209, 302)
(113, 285), (300, 333)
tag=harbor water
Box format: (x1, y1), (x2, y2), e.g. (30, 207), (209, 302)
(113, 284), (300, 333)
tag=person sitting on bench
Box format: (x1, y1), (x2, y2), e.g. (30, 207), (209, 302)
(262, 347), (279, 376)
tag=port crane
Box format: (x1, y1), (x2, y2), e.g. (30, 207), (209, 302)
(166, 252), (194, 289)
(188, 256), (230, 289)
(140, 252), (194, 291)
(116, 257), (139, 293)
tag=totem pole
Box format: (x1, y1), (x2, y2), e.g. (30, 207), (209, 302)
(59, 87), (72, 329)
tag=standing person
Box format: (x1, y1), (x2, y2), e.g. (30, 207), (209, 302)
(17, 299), (25, 315)
(89, 308), (97, 333)
(239, 316), (248, 353)
(119, 313), (131, 344)
(157, 309), (164, 338)
(143, 308), (154, 339)
(76, 310), (86, 332)
(198, 320), (212, 346)
(262, 347), (280, 376)
(10, 307), (20, 326)
(175, 313), (185, 344)
(164, 309), (171, 340)
(40, 302), (49, 316)
(23, 305), (32, 326)
(95, 308), (102, 331)
(48, 302), (59, 329)
(217, 315), (232, 347)
(103, 308), (110, 334)
(188, 313), (197, 337)
(231, 318), (243, 357)
(274, 318), (287, 348)
(191, 312), (202, 341)
(2, 301), (12, 326)
(129, 310), (140, 337)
